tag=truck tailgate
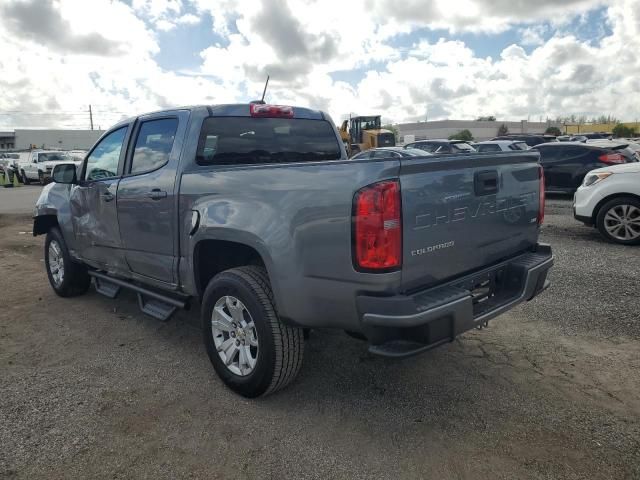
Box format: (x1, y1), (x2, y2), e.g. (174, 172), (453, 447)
(400, 152), (541, 292)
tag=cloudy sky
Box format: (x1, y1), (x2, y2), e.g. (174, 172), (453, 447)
(0, 0), (638, 129)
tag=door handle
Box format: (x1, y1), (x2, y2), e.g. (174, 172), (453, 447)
(101, 191), (115, 202)
(146, 189), (167, 200)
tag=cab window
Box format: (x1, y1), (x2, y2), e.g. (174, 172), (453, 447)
(130, 118), (178, 174)
(84, 127), (128, 181)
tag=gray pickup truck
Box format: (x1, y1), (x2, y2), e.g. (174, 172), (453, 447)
(34, 103), (553, 397)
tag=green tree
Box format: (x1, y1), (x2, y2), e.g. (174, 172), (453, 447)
(476, 116), (496, 121)
(545, 126), (561, 136)
(612, 123), (636, 138)
(449, 129), (474, 141)
(382, 124), (399, 142)
(497, 123), (509, 136)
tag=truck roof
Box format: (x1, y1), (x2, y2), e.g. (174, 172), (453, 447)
(113, 104), (326, 127)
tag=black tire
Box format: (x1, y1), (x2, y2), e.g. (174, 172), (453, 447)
(596, 196), (640, 246)
(44, 227), (91, 297)
(201, 266), (304, 398)
(21, 171), (30, 185)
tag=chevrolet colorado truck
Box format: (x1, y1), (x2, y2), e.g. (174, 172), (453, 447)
(34, 103), (553, 397)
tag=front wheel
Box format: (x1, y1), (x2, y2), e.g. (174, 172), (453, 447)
(596, 196), (640, 245)
(201, 266), (304, 398)
(45, 227), (91, 297)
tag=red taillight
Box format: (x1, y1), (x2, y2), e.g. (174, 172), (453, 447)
(249, 103), (294, 118)
(598, 153), (625, 164)
(354, 180), (402, 271)
(538, 165), (545, 225)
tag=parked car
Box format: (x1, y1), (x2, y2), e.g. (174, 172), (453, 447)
(67, 150), (88, 162)
(34, 103), (552, 398)
(532, 142), (637, 193)
(587, 139), (640, 162)
(0, 153), (20, 172)
(491, 134), (556, 147)
(581, 132), (611, 140)
(20, 150), (80, 185)
(404, 139), (476, 153)
(473, 140), (529, 152)
(574, 163), (640, 245)
(351, 146), (431, 159)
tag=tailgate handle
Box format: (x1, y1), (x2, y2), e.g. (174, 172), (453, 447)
(474, 170), (499, 196)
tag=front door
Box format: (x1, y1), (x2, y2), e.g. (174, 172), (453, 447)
(116, 113), (185, 284)
(70, 125), (130, 270)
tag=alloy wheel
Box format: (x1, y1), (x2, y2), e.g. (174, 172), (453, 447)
(604, 204), (640, 241)
(48, 240), (65, 287)
(211, 295), (259, 376)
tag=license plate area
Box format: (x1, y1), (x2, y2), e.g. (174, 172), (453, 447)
(452, 266), (520, 317)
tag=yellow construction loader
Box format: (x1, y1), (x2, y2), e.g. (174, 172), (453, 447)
(339, 115), (395, 157)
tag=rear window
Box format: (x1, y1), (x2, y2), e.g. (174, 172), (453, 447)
(452, 142), (475, 152)
(477, 144), (501, 152)
(197, 117), (341, 165)
(411, 142), (439, 153)
(511, 142), (529, 150)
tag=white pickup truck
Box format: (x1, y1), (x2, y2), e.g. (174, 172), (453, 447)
(19, 151), (81, 185)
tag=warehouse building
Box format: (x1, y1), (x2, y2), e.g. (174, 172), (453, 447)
(397, 120), (561, 143)
(0, 129), (104, 151)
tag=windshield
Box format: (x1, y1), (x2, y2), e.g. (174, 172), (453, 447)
(357, 116), (381, 131)
(38, 152), (71, 162)
(197, 117), (341, 165)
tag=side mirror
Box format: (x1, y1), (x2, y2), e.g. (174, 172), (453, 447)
(52, 163), (77, 184)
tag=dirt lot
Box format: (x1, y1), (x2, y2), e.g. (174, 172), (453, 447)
(1, 195), (639, 479)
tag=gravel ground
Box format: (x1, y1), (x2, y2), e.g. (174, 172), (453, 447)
(0, 195), (639, 479)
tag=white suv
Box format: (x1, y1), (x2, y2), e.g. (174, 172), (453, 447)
(574, 163), (640, 245)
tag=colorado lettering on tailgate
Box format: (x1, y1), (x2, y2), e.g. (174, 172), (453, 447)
(413, 192), (537, 229)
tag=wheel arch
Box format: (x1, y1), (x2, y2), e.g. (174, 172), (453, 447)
(193, 238), (268, 298)
(33, 214), (59, 236)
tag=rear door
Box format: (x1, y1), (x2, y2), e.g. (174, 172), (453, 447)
(116, 111), (188, 284)
(399, 153), (541, 291)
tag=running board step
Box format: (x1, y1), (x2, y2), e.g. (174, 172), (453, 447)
(93, 276), (121, 298)
(88, 271), (187, 321)
(137, 293), (176, 321)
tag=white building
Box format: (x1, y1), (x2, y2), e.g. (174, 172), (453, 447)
(0, 129), (104, 151)
(397, 120), (561, 143)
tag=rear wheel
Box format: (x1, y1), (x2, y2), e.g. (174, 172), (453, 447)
(201, 266), (304, 398)
(44, 227), (91, 297)
(21, 171), (30, 185)
(596, 196), (640, 245)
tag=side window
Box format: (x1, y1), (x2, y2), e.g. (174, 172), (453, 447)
(372, 150), (398, 159)
(130, 118), (179, 174)
(84, 127), (128, 181)
(478, 144), (501, 152)
(352, 151), (372, 160)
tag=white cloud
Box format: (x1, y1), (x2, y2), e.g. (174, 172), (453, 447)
(519, 25), (548, 46)
(1, 0), (639, 131)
